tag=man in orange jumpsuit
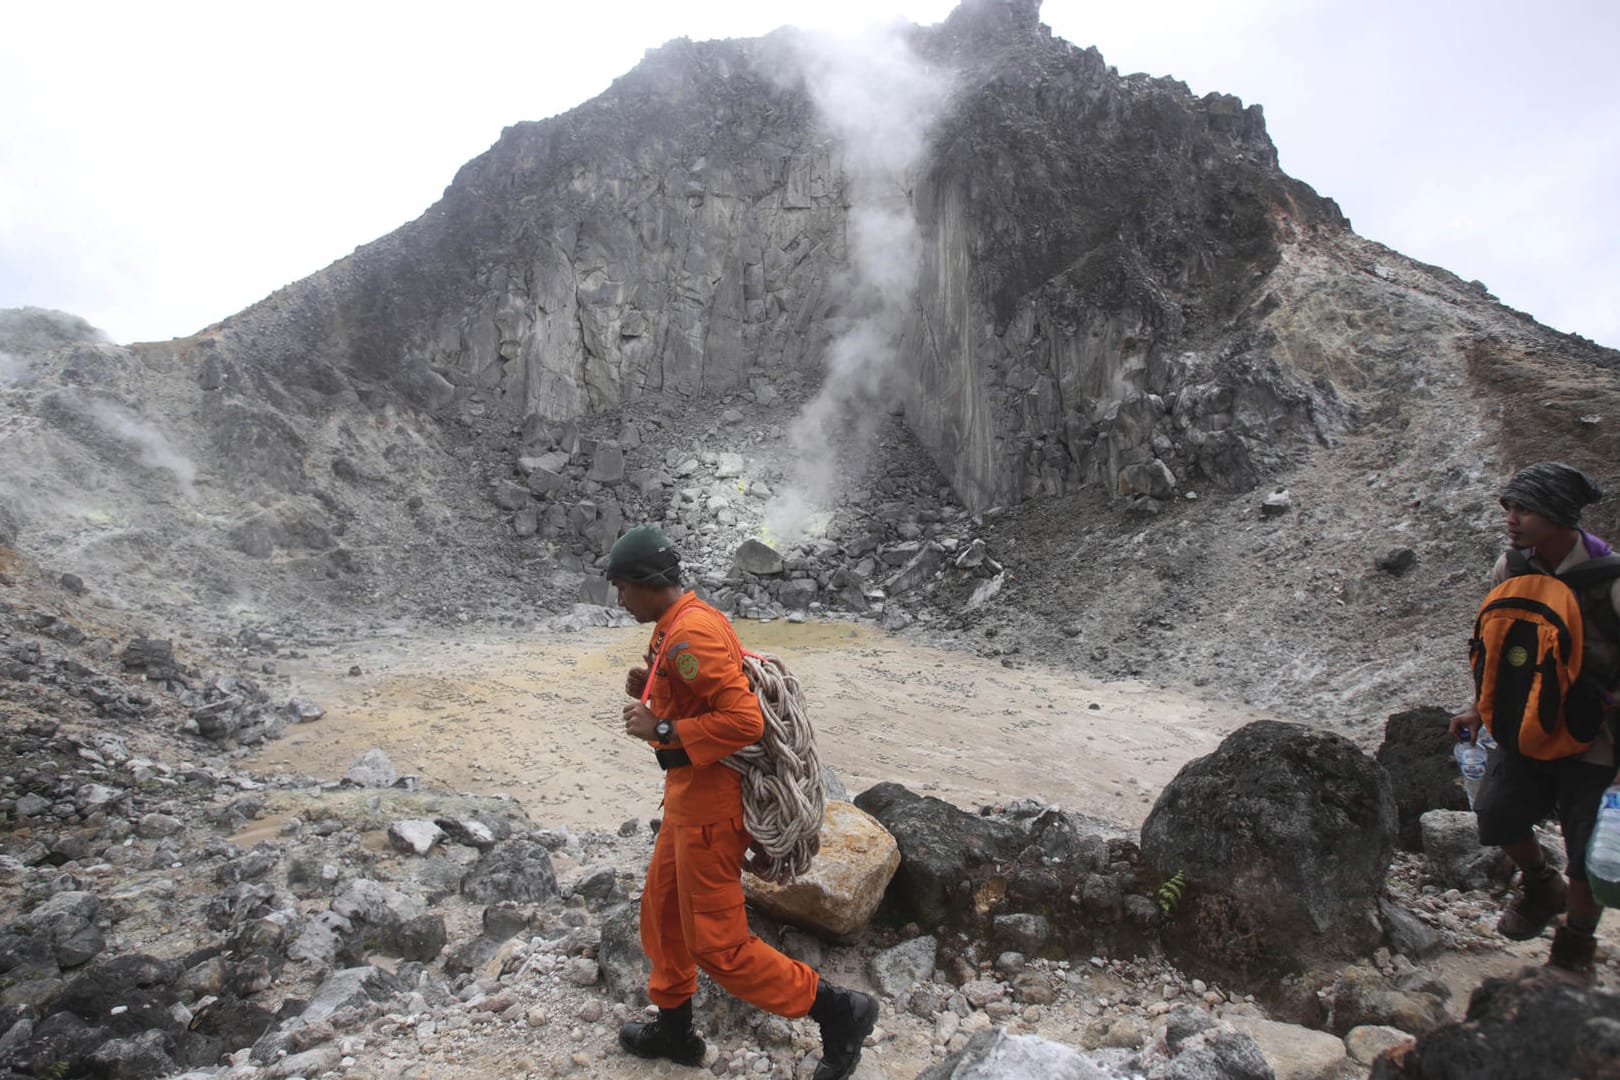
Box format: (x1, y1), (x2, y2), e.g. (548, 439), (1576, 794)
(608, 524), (877, 1079)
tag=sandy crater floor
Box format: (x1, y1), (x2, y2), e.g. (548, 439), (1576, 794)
(262, 619), (1271, 829)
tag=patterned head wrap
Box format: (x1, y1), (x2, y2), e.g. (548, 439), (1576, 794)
(1499, 462), (1604, 528)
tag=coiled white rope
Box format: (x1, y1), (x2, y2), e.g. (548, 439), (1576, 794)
(722, 651), (826, 884)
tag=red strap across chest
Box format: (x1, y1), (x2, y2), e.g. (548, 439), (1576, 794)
(639, 609), (760, 707)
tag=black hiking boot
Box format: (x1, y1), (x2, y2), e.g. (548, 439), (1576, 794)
(1546, 924), (1597, 984)
(618, 999), (706, 1067)
(1498, 863), (1567, 940)
(808, 981), (878, 1080)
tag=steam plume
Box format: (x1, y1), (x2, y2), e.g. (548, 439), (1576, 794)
(87, 399), (199, 500)
(763, 22), (949, 542)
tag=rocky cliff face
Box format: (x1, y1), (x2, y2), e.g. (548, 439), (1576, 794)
(190, 0), (1350, 514)
(207, 29), (847, 424)
(899, 1), (1346, 508)
(4, 0), (1619, 723)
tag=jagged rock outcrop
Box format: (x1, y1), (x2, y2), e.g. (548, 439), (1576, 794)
(167, 0), (1351, 518)
(900, 0), (1347, 509)
(200, 30), (846, 424)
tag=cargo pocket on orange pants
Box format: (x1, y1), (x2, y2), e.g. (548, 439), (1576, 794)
(686, 884), (751, 978)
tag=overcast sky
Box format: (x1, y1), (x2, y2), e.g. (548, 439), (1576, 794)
(2, 0), (1616, 349)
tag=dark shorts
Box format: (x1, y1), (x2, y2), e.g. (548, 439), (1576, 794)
(1474, 747), (1615, 881)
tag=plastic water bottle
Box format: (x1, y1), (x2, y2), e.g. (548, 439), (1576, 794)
(1586, 785), (1620, 908)
(1454, 731), (1488, 809)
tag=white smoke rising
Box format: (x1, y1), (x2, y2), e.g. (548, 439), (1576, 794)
(87, 400), (199, 500)
(0, 351), (23, 387)
(763, 22), (950, 543)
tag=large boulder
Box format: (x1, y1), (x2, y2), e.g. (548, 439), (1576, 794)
(1141, 720), (1398, 982)
(1374, 707), (1470, 850)
(345, 749), (397, 788)
(321, 878), (447, 964)
(1320, 964), (1448, 1037)
(331, 879), (422, 929)
(1368, 969), (1620, 1080)
(868, 935), (938, 997)
(53, 955), (183, 1038)
(742, 801), (900, 939)
(387, 819), (445, 856)
(919, 1021), (1277, 1080)
(12, 891), (102, 970)
(302, 965), (405, 1022)
(88, 1030), (177, 1079)
(1158, 1005), (1277, 1080)
(287, 911), (350, 966)
(855, 785), (1159, 956)
(461, 840), (560, 904)
(733, 539), (784, 576)
(526, 464), (568, 497)
(882, 542), (947, 595)
(585, 443), (625, 485)
(1419, 810), (1515, 892)
(853, 782), (1025, 929)
(251, 965), (404, 1064)
(493, 479), (531, 511)
(1378, 898), (1444, 961)
(1220, 1015), (1344, 1079)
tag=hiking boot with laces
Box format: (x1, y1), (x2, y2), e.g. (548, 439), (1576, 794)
(618, 1000), (706, 1067)
(808, 981), (878, 1080)
(1546, 925), (1597, 984)
(1498, 865), (1567, 941)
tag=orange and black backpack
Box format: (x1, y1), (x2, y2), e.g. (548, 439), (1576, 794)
(1471, 549), (1620, 759)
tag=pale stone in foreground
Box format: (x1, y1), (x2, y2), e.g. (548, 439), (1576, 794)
(743, 800), (899, 939)
(387, 819), (445, 856)
(1224, 1015), (1348, 1080)
(1345, 1024), (1415, 1066)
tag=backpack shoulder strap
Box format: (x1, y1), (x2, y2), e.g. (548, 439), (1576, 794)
(1559, 555), (1620, 592)
(1503, 548), (1537, 578)
(1565, 556), (1620, 669)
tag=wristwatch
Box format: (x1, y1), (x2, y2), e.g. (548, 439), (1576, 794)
(654, 719), (675, 744)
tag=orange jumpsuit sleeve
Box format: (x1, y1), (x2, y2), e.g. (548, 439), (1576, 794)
(665, 611), (763, 765)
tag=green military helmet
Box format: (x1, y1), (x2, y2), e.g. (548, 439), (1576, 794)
(606, 524), (682, 585)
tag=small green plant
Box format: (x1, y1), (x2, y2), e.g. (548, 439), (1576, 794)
(1155, 870), (1187, 917)
(39, 1060), (72, 1080)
